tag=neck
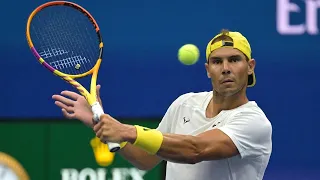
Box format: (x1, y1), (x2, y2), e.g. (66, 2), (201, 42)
(206, 88), (249, 118)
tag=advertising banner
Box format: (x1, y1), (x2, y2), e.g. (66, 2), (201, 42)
(0, 119), (164, 180)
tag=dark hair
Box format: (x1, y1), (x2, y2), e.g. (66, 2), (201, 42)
(211, 29), (233, 44)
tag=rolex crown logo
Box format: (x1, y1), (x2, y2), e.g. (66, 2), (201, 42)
(90, 137), (115, 167)
(0, 152), (30, 180)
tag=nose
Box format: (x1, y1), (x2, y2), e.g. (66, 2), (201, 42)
(222, 61), (231, 75)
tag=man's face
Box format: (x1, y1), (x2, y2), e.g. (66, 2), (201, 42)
(205, 47), (255, 97)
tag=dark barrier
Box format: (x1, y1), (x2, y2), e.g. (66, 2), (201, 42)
(0, 119), (164, 180)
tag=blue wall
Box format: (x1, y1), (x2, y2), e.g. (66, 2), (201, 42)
(0, 0), (319, 179)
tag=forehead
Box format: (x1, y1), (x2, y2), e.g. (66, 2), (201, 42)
(209, 47), (245, 59)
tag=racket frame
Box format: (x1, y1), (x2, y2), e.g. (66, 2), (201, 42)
(26, 1), (120, 152)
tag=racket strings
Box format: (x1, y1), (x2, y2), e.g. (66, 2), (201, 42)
(38, 48), (90, 70)
(30, 5), (100, 75)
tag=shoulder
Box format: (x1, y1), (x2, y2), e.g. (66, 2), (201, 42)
(157, 91), (211, 133)
(170, 91), (212, 109)
(218, 102), (272, 157)
(230, 101), (272, 132)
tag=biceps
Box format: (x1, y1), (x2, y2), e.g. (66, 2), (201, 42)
(197, 129), (239, 161)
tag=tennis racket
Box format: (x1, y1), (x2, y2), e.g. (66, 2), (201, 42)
(26, 1), (121, 152)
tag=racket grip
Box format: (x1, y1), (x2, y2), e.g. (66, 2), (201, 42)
(91, 102), (121, 152)
(91, 102), (104, 124)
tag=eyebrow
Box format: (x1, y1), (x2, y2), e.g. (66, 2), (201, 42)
(209, 55), (242, 60)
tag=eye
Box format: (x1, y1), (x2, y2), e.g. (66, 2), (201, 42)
(211, 59), (222, 64)
(229, 56), (241, 62)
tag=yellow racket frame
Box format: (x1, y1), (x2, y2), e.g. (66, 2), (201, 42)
(26, 1), (103, 106)
(26, 1), (121, 152)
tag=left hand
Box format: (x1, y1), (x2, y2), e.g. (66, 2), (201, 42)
(93, 114), (136, 143)
(52, 85), (104, 127)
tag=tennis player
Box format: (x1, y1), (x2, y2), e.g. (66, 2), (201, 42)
(52, 29), (272, 180)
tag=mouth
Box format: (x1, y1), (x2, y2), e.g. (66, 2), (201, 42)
(221, 79), (234, 84)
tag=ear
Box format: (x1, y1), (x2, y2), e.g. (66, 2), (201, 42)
(205, 62), (211, 78)
(248, 59), (256, 75)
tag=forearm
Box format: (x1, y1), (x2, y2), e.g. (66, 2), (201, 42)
(118, 143), (162, 170)
(126, 125), (236, 164)
(126, 125), (205, 164)
(156, 134), (203, 164)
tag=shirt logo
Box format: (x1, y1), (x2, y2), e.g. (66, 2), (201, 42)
(212, 122), (221, 128)
(183, 117), (190, 124)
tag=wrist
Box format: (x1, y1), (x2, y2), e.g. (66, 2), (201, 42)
(122, 124), (137, 144)
(132, 125), (163, 155)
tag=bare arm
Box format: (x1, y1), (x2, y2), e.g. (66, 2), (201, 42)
(94, 114), (239, 165)
(122, 112), (271, 165)
(155, 129), (238, 164)
(118, 143), (162, 170)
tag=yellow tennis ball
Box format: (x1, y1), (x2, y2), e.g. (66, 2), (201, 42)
(178, 44), (200, 65)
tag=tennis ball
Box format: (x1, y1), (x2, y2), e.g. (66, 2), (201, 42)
(178, 44), (200, 65)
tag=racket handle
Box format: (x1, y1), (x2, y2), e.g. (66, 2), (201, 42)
(91, 102), (104, 124)
(107, 142), (121, 152)
(92, 102), (121, 152)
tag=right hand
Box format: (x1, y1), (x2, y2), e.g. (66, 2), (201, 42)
(52, 85), (103, 127)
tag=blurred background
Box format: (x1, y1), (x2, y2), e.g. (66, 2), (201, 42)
(0, 0), (319, 179)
